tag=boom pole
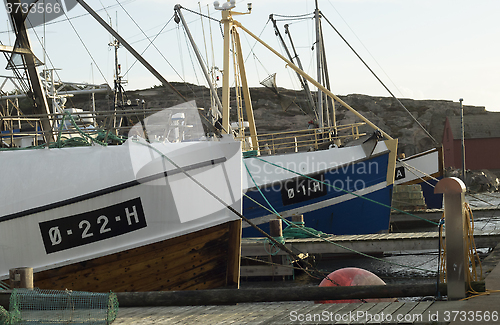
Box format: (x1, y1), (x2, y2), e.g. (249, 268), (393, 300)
(174, 5), (224, 123)
(7, 0), (54, 143)
(75, 0), (186, 102)
(233, 20), (393, 140)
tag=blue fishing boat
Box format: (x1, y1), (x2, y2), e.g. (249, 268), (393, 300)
(177, 2), (398, 237)
(242, 139), (396, 237)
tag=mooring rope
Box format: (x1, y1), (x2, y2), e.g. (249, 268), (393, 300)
(437, 202), (492, 300)
(0, 280), (9, 290)
(244, 159), (437, 274)
(396, 158), (439, 191)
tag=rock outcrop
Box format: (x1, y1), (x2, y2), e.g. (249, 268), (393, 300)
(59, 83), (489, 155)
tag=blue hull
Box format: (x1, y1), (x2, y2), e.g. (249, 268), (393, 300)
(420, 177), (443, 209)
(242, 152), (392, 237)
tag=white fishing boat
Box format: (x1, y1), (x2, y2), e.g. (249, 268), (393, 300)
(0, 2), (243, 292)
(0, 103), (243, 292)
(394, 147), (444, 209)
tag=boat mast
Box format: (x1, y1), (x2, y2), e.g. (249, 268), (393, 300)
(75, 0), (186, 102)
(314, 0), (323, 128)
(108, 14), (129, 132)
(269, 14), (316, 118)
(319, 22), (335, 130)
(6, 0), (54, 143)
(233, 18), (393, 140)
(283, 23), (317, 119)
(174, 5), (224, 126)
(215, 1), (258, 149)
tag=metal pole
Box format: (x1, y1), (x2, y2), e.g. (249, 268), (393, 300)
(460, 98), (466, 182)
(284, 24), (317, 118)
(234, 21), (393, 140)
(314, 0), (323, 127)
(75, 0), (185, 102)
(174, 6), (223, 117)
(434, 177), (467, 300)
(233, 29), (259, 150)
(7, 0), (54, 143)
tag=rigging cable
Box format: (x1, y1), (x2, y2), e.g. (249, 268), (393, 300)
(121, 14), (176, 79)
(26, 14), (79, 109)
(132, 138), (333, 284)
(56, 0), (110, 88)
(325, 0), (405, 97)
(115, 0), (193, 98)
(243, 18), (270, 64)
(0, 0), (137, 35)
(320, 12), (438, 145)
(244, 160), (437, 274)
(179, 23), (203, 100)
(271, 12), (315, 19)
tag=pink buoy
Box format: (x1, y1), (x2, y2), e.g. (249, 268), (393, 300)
(315, 267), (396, 304)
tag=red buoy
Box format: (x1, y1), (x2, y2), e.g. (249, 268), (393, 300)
(316, 267), (396, 304)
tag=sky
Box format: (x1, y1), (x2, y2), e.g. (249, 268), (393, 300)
(0, 0), (499, 112)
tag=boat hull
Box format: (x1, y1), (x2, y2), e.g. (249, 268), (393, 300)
(32, 219), (241, 292)
(394, 147), (444, 209)
(242, 141), (395, 237)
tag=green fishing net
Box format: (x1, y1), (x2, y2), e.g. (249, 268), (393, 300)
(7, 288), (118, 324)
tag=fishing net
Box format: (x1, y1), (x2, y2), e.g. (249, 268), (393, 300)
(8, 288), (118, 325)
(260, 73), (278, 94)
(0, 306), (9, 325)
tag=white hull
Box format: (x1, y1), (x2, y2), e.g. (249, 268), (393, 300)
(394, 148), (442, 185)
(0, 111), (242, 281)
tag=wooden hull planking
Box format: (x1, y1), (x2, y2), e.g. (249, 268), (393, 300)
(32, 219), (242, 292)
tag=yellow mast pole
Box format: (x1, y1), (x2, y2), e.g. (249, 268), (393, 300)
(232, 27), (258, 151)
(233, 20), (393, 141)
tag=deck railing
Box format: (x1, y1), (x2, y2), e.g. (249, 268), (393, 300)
(0, 109), (154, 147)
(236, 122), (366, 155)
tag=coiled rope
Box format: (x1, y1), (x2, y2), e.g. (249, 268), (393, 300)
(439, 202), (482, 285)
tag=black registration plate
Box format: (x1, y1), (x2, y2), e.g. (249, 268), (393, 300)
(281, 174), (327, 206)
(39, 198), (147, 254)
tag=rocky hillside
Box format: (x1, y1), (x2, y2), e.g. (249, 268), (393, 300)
(61, 82), (487, 156)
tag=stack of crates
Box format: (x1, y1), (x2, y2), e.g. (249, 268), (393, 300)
(392, 184), (427, 211)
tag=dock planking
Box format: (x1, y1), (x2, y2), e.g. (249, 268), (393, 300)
(242, 229), (500, 256)
(112, 300), (453, 324)
(109, 234), (500, 324)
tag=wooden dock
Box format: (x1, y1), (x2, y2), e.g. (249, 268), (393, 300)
(3, 240), (500, 324)
(240, 229), (500, 277)
(390, 206), (500, 229)
(110, 241), (500, 324)
(242, 229), (500, 256)
(113, 299), (498, 324)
